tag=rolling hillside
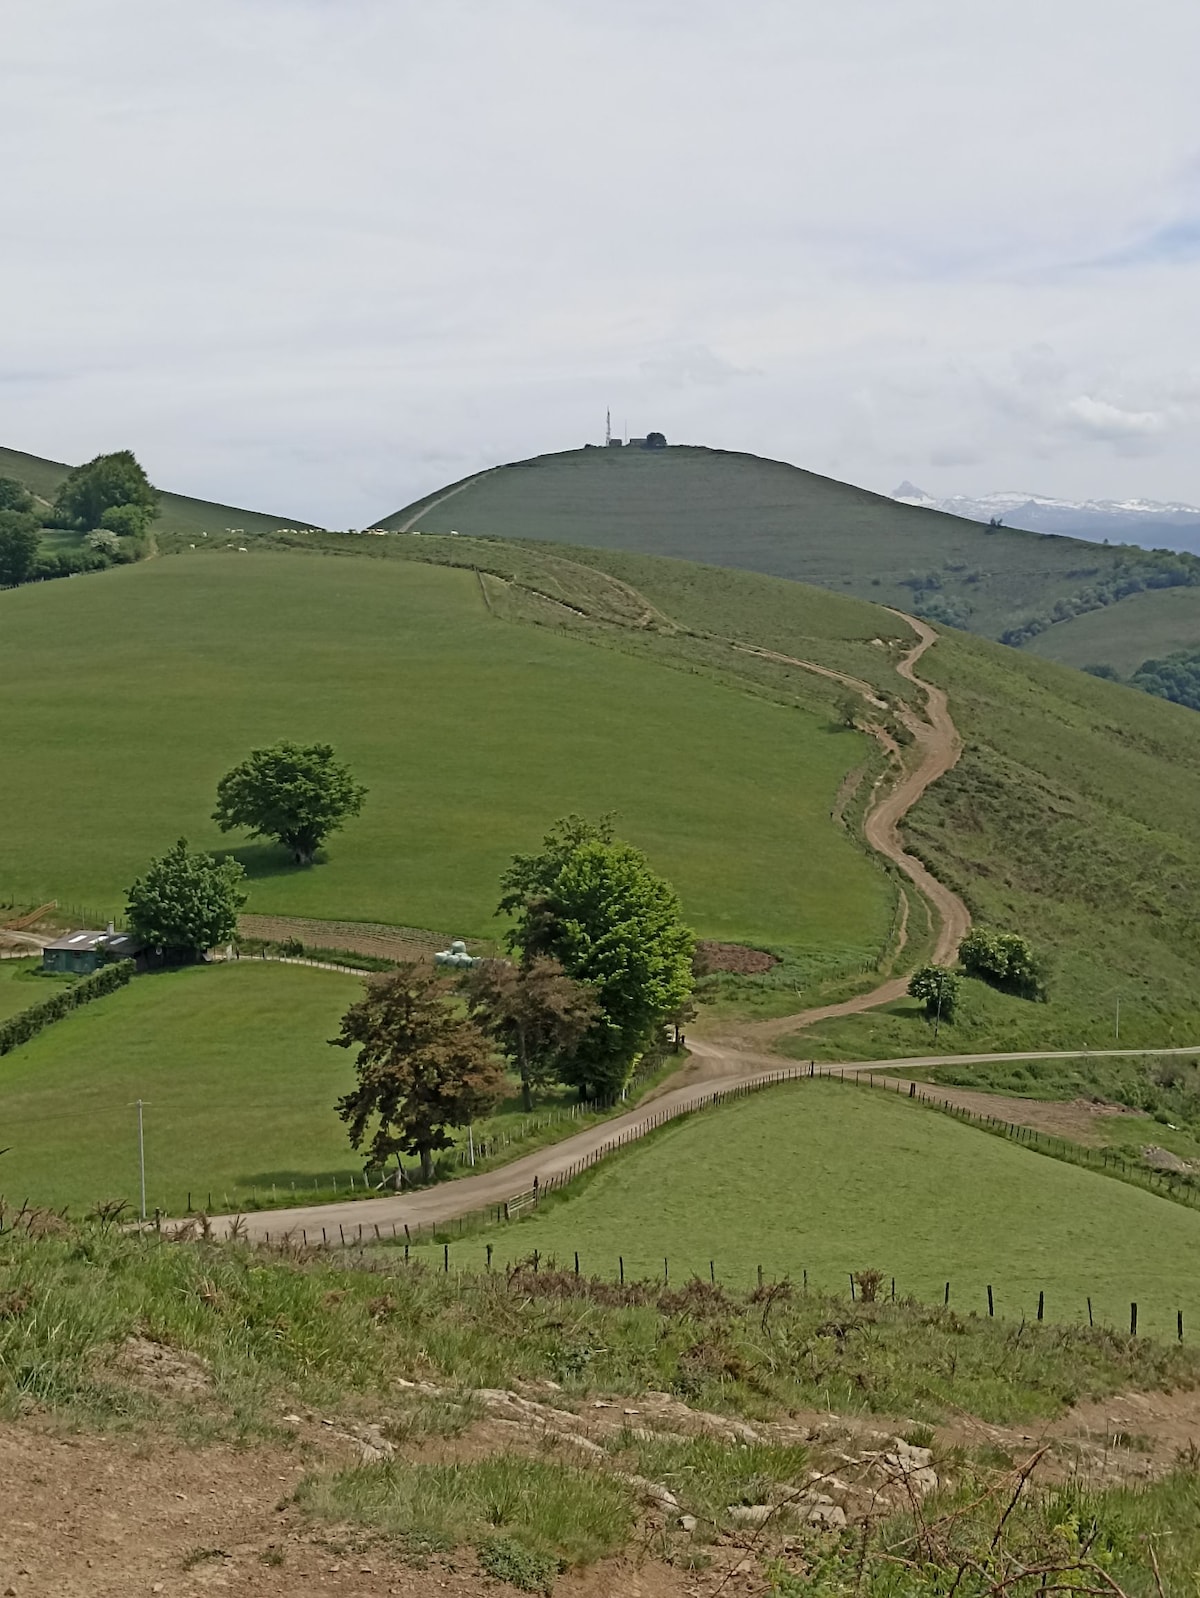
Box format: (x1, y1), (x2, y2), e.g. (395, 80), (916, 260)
(377, 446), (1193, 645)
(0, 550), (894, 971)
(0, 442), (313, 540)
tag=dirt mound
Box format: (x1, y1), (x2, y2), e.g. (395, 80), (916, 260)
(693, 942), (779, 976)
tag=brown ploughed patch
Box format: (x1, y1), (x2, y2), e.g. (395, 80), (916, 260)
(693, 942), (779, 977)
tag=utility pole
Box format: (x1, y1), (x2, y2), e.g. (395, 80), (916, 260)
(136, 1099), (146, 1221)
(605, 408), (611, 446)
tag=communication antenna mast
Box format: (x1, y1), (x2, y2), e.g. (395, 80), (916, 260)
(605, 409), (611, 446)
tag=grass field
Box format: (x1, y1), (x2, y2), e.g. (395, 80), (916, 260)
(0, 958), (68, 1023)
(1025, 585), (1200, 675)
(0, 962), (684, 1217)
(447, 1080), (1200, 1340)
(375, 445), (1153, 645)
(0, 962), (360, 1214)
(0, 551), (892, 961)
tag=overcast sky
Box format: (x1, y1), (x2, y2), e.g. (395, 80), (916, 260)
(4, 1), (1199, 525)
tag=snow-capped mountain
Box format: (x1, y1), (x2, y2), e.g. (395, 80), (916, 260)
(892, 482), (1200, 555)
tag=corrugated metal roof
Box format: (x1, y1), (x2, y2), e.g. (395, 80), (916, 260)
(44, 930), (142, 953)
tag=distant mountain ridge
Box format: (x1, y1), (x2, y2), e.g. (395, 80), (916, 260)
(893, 482), (1200, 555)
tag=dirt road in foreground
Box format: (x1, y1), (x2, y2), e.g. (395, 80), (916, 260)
(205, 1041), (1200, 1242)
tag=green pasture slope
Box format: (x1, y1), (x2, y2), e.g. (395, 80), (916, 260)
(376, 445), (1136, 643)
(0, 962), (358, 1214)
(0, 443), (311, 542)
(1026, 585), (1200, 676)
(0, 552), (892, 963)
(457, 1080), (1200, 1340)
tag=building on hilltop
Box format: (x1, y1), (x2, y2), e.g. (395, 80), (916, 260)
(600, 411), (667, 449)
(42, 925), (143, 976)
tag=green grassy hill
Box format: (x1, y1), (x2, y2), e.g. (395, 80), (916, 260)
(0, 551), (893, 971)
(0, 442), (313, 541)
(375, 444), (1175, 648)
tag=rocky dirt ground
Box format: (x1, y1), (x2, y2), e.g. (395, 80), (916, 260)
(4, 1354), (1199, 1598)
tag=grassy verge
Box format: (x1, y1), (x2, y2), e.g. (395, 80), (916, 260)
(295, 1455), (633, 1586)
(767, 1466), (1200, 1597)
(3, 1222), (1196, 1436)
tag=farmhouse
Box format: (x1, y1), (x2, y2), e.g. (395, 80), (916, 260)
(42, 927), (143, 976)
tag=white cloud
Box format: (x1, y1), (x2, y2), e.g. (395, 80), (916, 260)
(1, 0), (1199, 520)
(1063, 397), (1169, 441)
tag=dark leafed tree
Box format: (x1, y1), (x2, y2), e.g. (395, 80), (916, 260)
(52, 450), (159, 530)
(498, 815), (694, 1099)
(125, 838), (247, 962)
(0, 477), (34, 514)
(213, 741), (367, 865)
(333, 963), (505, 1183)
(462, 956), (598, 1111)
(0, 512), (41, 587)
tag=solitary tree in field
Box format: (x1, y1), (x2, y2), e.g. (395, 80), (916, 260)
(463, 957), (598, 1111)
(333, 964), (505, 1183)
(498, 815), (695, 1099)
(213, 741), (367, 865)
(908, 964), (960, 1037)
(125, 838), (247, 962)
(52, 450), (159, 530)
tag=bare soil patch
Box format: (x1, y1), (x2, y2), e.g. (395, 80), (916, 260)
(693, 942), (778, 977)
(915, 1085), (1142, 1145)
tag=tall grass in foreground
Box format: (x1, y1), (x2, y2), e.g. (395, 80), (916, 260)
(1, 1224), (1197, 1437)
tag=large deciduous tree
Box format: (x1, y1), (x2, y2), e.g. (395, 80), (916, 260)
(463, 957), (598, 1111)
(52, 450), (159, 530)
(126, 839), (247, 962)
(213, 741), (367, 865)
(333, 963), (505, 1182)
(498, 816), (694, 1099)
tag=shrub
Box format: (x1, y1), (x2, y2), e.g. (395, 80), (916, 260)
(959, 929), (1047, 1000)
(0, 960), (135, 1056)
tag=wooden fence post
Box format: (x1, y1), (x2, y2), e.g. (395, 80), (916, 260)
(619, 1256), (624, 1285)
(987, 1285), (993, 1317)
(1130, 1302), (1138, 1337)
(1037, 1290), (1044, 1322)
(1087, 1296), (1093, 1327)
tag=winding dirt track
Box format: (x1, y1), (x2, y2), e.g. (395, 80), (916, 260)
(730, 611), (969, 1044)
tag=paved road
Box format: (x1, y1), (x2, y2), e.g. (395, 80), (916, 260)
(206, 1039), (1200, 1242)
